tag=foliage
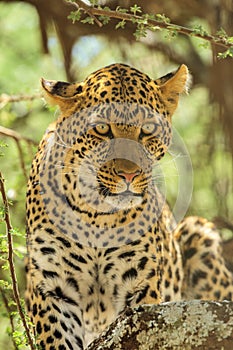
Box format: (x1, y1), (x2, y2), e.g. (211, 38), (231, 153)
(68, 1), (233, 57)
(0, 172), (35, 349)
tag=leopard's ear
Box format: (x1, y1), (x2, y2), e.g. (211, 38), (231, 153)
(41, 78), (84, 110)
(155, 64), (191, 116)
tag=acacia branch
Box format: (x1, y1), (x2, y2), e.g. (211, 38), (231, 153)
(0, 92), (42, 108)
(71, 0), (233, 50)
(0, 287), (18, 350)
(0, 126), (38, 180)
(0, 172), (35, 350)
(0, 93), (40, 180)
(0, 126), (38, 147)
(73, 0), (103, 26)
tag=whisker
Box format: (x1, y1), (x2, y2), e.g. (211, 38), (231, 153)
(53, 141), (72, 149)
(54, 130), (72, 149)
(156, 152), (188, 169)
(151, 173), (179, 179)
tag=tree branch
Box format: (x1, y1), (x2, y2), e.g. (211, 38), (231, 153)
(0, 172), (35, 350)
(0, 126), (38, 180)
(87, 301), (233, 349)
(0, 93), (41, 179)
(0, 287), (18, 350)
(0, 92), (42, 108)
(0, 126), (38, 147)
(70, 0), (233, 51)
(74, 0), (103, 27)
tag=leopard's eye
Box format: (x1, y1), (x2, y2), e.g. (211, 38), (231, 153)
(94, 123), (110, 135)
(141, 122), (156, 135)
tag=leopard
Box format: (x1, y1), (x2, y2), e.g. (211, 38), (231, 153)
(26, 63), (233, 350)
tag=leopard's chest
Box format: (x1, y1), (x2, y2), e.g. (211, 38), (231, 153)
(73, 241), (163, 344)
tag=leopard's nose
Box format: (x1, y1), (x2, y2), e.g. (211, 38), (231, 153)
(117, 170), (141, 183)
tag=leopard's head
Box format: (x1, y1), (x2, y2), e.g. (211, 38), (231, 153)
(40, 63), (190, 244)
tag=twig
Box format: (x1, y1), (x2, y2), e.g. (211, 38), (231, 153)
(70, 0), (232, 50)
(0, 126), (38, 147)
(0, 93), (40, 180)
(0, 287), (18, 349)
(0, 126), (38, 180)
(0, 172), (35, 350)
(73, 0), (103, 27)
(0, 92), (42, 108)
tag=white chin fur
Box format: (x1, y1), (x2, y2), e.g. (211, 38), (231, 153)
(105, 194), (143, 210)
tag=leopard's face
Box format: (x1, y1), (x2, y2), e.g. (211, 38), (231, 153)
(39, 63), (189, 246)
(62, 103), (171, 210)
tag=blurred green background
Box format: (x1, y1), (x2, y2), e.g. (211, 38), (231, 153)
(0, 1), (232, 348)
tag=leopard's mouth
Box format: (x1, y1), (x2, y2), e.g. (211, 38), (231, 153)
(108, 190), (143, 197)
(98, 180), (146, 209)
(98, 181), (145, 198)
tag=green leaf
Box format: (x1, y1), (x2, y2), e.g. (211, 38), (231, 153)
(115, 6), (128, 13)
(10, 227), (23, 237)
(131, 16), (148, 27)
(0, 141), (8, 147)
(192, 24), (208, 37)
(115, 20), (126, 29)
(164, 29), (178, 40)
(218, 47), (233, 59)
(198, 41), (209, 49)
(130, 4), (142, 15)
(81, 16), (95, 25)
(149, 25), (162, 32)
(0, 204), (6, 218)
(134, 26), (147, 40)
(67, 10), (82, 23)
(98, 15), (110, 25)
(155, 13), (170, 24)
(89, 0), (99, 5)
(0, 280), (11, 289)
(216, 27), (227, 39)
(0, 141), (8, 157)
(102, 6), (111, 12)
(2, 261), (9, 270)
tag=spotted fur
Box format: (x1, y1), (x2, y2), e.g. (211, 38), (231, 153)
(26, 63), (233, 350)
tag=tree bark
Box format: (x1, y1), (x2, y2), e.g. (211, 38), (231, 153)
(87, 301), (233, 350)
